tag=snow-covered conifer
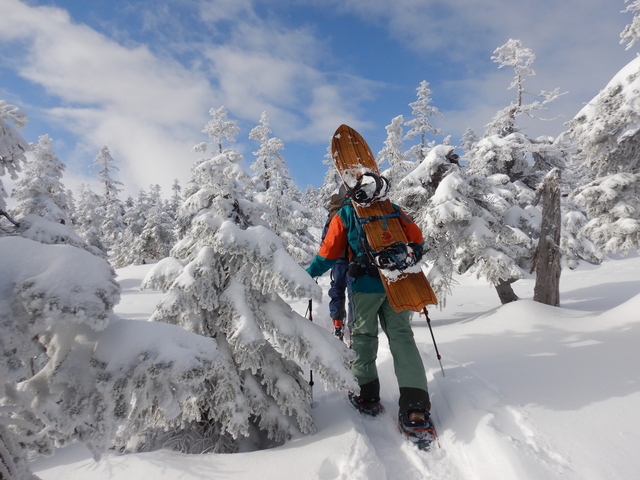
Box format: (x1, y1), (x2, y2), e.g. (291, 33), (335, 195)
(91, 146), (123, 203)
(200, 106), (240, 154)
(462, 39), (568, 303)
(404, 80), (442, 162)
(169, 178), (182, 220)
(394, 145), (524, 304)
(1, 218), (229, 480)
(621, 0), (640, 50)
(566, 55), (640, 255)
(378, 115), (414, 194)
(11, 135), (71, 224)
(249, 112), (317, 263)
(0, 100), (29, 220)
(460, 128), (479, 155)
(141, 114), (356, 453)
(74, 184), (107, 253)
(88, 146), (126, 252)
(111, 185), (176, 268)
(395, 144), (460, 219)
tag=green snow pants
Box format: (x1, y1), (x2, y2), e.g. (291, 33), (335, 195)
(350, 291), (430, 412)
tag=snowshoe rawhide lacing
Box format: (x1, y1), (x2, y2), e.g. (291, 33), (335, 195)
(398, 410), (437, 451)
(348, 392), (384, 417)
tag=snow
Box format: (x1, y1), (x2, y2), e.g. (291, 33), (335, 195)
(32, 252), (640, 480)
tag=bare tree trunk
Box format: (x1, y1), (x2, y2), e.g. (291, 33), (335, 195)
(495, 279), (519, 304)
(531, 169), (562, 306)
(0, 209), (20, 227)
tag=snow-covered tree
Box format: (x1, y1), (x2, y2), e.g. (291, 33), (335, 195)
(460, 128), (479, 155)
(91, 146), (123, 203)
(249, 111), (287, 192)
(140, 115), (356, 453)
(462, 39), (568, 303)
(169, 178), (182, 220)
(377, 115), (414, 193)
(394, 145), (525, 305)
(110, 189), (145, 267)
(0, 217), (229, 480)
(249, 112), (317, 263)
(566, 53), (640, 255)
(88, 146), (126, 252)
(111, 185), (176, 268)
(11, 135), (71, 224)
(621, 0), (640, 50)
(0, 100), (29, 224)
(395, 144), (460, 219)
(198, 106), (240, 155)
(487, 39), (564, 138)
(405, 80), (443, 162)
(74, 184), (107, 254)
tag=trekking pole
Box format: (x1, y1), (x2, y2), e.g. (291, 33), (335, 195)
(306, 299), (315, 402)
(422, 307), (445, 377)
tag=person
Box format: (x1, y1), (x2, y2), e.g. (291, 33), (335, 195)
(322, 187), (350, 340)
(306, 183), (432, 430)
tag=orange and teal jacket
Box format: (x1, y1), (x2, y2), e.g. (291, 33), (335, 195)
(306, 202), (424, 293)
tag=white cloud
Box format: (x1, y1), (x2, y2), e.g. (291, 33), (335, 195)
(316, 0), (638, 141)
(2, 0), (638, 195)
(0, 0), (383, 194)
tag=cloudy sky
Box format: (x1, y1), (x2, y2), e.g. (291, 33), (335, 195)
(0, 0), (637, 198)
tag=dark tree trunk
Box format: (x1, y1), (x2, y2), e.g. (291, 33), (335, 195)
(531, 169), (562, 307)
(495, 279), (519, 304)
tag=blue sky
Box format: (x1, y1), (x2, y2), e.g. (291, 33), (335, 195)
(1, 0), (638, 199)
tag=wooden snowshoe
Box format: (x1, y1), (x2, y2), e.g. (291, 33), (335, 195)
(331, 124), (437, 312)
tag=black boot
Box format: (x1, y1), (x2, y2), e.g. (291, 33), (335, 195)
(348, 378), (383, 416)
(398, 409), (436, 450)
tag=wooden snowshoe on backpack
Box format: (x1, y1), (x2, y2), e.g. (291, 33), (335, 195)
(331, 124), (437, 312)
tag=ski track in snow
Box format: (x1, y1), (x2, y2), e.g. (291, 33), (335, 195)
(31, 255), (640, 480)
(429, 355), (573, 480)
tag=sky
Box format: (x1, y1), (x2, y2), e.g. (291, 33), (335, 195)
(1, 0), (638, 199)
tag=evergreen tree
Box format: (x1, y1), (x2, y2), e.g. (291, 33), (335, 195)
(91, 146), (123, 203)
(89, 146), (126, 253)
(621, 0), (640, 50)
(0, 100), (29, 226)
(464, 39), (566, 303)
(141, 112), (356, 453)
(394, 144), (525, 305)
(198, 106), (240, 155)
(460, 128), (479, 155)
(405, 80), (443, 162)
(395, 144), (460, 220)
(11, 134), (71, 224)
(111, 185), (175, 268)
(140, 184), (175, 261)
(110, 188), (149, 268)
(169, 178), (182, 221)
(377, 115), (414, 193)
(249, 112), (317, 263)
(74, 183), (107, 254)
(1, 217), (226, 480)
(566, 53), (640, 255)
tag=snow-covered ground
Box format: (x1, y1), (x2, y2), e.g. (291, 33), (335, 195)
(32, 253), (640, 480)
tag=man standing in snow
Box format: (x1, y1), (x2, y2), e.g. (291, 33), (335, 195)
(306, 187), (432, 431)
(321, 186), (351, 341)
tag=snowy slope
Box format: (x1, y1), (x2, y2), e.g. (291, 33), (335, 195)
(32, 253), (640, 480)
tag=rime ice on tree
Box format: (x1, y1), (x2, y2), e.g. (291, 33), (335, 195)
(141, 108), (356, 453)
